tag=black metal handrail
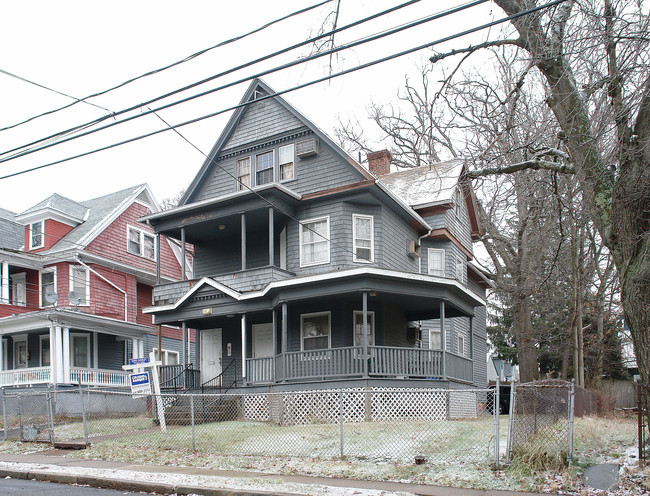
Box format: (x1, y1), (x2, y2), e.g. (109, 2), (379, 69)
(160, 363), (200, 393)
(201, 359), (239, 395)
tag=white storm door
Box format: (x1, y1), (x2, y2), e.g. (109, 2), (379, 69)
(201, 329), (222, 382)
(252, 323), (274, 358)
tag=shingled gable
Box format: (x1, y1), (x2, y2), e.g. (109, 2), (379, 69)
(179, 78), (373, 206)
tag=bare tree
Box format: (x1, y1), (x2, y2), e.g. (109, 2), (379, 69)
(426, 0), (650, 388)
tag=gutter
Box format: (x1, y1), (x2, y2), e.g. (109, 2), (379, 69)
(74, 255), (128, 322)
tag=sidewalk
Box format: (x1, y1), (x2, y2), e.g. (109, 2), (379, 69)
(0, 450), (552, 496)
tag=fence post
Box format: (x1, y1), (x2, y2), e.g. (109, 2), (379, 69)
(339, 390), (344, 458)
(47, 386), (55, 444)
(506, 381), (516, 464)
(1, 388), (6, 441)
(637, 381), (644, 467)
(79, 383), (88, 445)
(18, 395), (23, 442)
(494, 376), (500, 467)
(568, 379), (575, 464)
(191, 394), (196, 451)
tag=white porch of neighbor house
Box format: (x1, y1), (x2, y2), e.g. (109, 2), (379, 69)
(0, 316), (147, 388)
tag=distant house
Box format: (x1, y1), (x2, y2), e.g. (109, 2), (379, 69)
(142, 79), (491, 392)
(0, 184), (193, 388)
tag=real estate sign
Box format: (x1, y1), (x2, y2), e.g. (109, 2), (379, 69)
(129, 372), (151, 397)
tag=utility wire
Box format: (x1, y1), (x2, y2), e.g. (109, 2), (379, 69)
(0, 0), (332, 133)
(0, 0), (566, 181)
(0, 0), (430, 161)
(0, 68), (113, 113)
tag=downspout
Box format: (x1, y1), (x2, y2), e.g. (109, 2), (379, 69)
(74, 256), (128, 321)
(417, 228), (433, 274)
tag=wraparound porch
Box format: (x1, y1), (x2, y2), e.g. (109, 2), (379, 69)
(0, 366), (130, 388)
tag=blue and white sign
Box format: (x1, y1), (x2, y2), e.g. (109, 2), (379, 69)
(129, 372), (151, 397)
(129, 357), (150, 366)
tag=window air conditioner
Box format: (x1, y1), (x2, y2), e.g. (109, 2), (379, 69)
(296, 138), (318, 158)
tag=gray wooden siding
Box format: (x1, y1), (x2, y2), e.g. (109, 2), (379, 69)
(445, 196), (473, 253)
(98, 333), (124, 370)
(472, 305), (487, 386)
(224, 98), (304, 150)
(377, 205), (420, 272)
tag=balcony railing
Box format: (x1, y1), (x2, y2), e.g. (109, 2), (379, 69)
(0, 366), (51, 387)
(245, 346), (474, 385)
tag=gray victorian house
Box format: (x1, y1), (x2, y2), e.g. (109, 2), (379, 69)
(142, 79), (490, 392)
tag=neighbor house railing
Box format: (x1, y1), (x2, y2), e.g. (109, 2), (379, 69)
(0, 366), (51, 387)
(70, 367), (130, 387)
(245, 346), (471, 384)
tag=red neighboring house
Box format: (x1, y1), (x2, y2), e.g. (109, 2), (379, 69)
(0, 184), (194, 388)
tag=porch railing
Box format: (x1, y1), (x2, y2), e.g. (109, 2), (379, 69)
(369, 346), (442, 378)
(159, 363), (200, 392)
(70, 367), (130, 387)
(246, 346), (471, 384)
(0, 367), (51, 387)
(281, 347), (366, 381)
(446, 353), (473, 383)
(246, 357), (273, 383)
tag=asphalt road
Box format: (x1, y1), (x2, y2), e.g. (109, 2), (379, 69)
(0, 477), (155, 495)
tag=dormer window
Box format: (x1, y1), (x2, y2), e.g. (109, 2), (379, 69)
(30, 221), (44, 249)
(127, 226), (156, 260)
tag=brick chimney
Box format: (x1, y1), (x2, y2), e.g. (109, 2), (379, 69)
(367, 150), (392, 176)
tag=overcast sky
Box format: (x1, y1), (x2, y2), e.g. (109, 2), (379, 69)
(0, 0), (496, 213)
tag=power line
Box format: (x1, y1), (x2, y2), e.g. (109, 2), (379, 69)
(0, 0), (566, 181)
(0, 0), (332, 133)
(0, 0), (431, 161)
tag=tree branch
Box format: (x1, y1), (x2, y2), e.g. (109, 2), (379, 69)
(468, 159), (575, 178)
(429, 39), (523, 64)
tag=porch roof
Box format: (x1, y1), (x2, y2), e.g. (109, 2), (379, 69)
(146, 266), (485, 325)
(0, 309), (151, 338)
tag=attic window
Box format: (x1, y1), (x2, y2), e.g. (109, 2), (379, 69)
(455, 188), (462, 218)
(236, 157), (251, 191)
(279, 144), (294, 181)
(127, 226), (156, 260)
(256, 151), (274, 185)
(30, 221), (44, 249)
(251, 89), (266, 101)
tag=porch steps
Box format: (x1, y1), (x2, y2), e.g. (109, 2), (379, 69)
(164, 395), (242, 425)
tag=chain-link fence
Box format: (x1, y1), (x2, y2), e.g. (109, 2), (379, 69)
(506, 380), (575, 466)
(2, 386), (506, 464)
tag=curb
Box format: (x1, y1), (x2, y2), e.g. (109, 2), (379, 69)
(0, 468), (307, 496)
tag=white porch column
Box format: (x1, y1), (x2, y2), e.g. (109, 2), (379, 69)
(62, 327), (70, 383)
(0, 336), (4, 372)
(241, 314), (247, 384)
(55, 326), (64, 383)
(93, 331), (98, 369)
(49, 324), (57, 384)
(1, 261), (9, 304)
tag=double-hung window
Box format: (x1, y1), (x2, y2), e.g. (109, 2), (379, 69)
(256, 151), (274, 185)
(301, 312), (331, 351)
(456, 255), (465, 283)
(127, 226), (156, 260)
(69, 266), (89, 306)
(40, 269), (56, 307)
(152, 348), (179, 365)
(455, 188), (463, 218)
(236, 157), (251, 191)
(428, 248), (445, 277)
(300, 217), (330, 267)
(279, 144), (294, 181)
(353, 214), (373, 262)
(30, 221), (44, 249)
(429, 328), (441, 350)
(457, 335), (465, 356)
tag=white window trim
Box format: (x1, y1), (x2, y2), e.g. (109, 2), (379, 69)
(70, 333), (91, 368)
(279, 144), (295, 182)
(428, 328), (442, 350)
(255, 149), (275, 186)
(30, 220), (44, 250)
(352, 214), (374, 263)
(300, 311), (331, 351)
(11, 272), (27, 307)
(69, 265), (90, 307)
(13, 334), (28, 369)
(299, 216), (330, 267)
(428, 248), (445, 277)
(39, 335), (50, 367)
(152, 347), (180, 365)
(456, 254), (465, 283)
(39, 267), (57, 308)
(236, 156), (252, 191)
(353, 310), (375, 346)
(126, 225), (156, 260)
(457, 334), (465, 356)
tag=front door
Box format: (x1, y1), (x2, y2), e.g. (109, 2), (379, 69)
(252, 323), (274, 358)
(201, 329), (222, 382)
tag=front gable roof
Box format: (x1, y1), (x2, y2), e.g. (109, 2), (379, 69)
(180, 78), (372, 206)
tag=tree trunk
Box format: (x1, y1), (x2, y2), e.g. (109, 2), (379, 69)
(513, 294), (539, 383)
